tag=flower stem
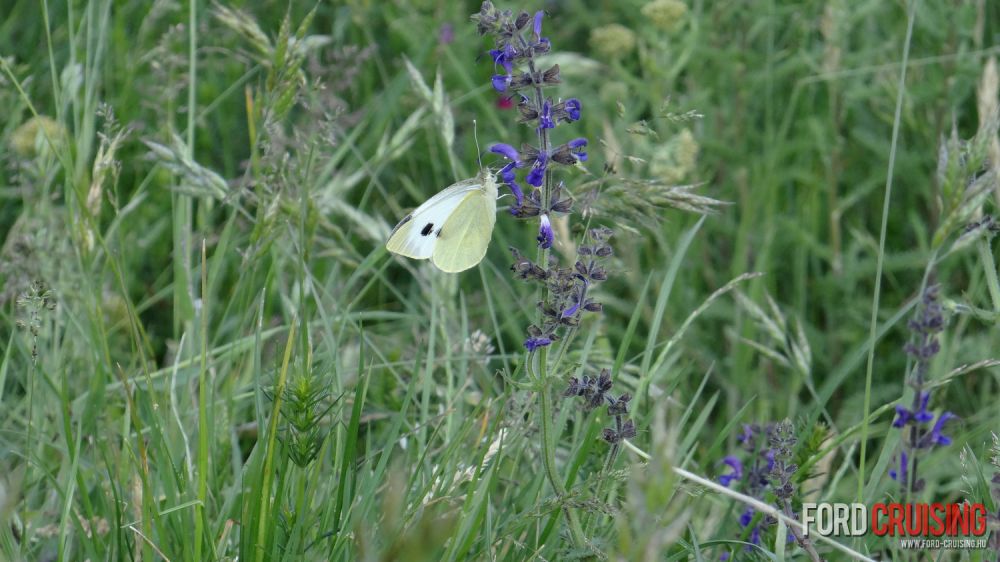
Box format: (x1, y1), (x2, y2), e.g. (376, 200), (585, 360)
(536, 346), (587, 548)
(783, 499), (822, 562)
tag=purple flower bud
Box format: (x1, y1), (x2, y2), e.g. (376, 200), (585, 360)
(533, 11), (544, 39)
(490, 143), (520, 162)
(537, 214), (554, 249)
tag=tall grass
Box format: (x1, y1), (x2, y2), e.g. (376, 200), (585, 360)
(1, 0), (999, 560)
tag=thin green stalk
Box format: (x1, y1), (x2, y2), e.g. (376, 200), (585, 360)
(534, 347), (586, 549)
(978, 238), (1000, 312)
(195, 241), (210, 561)
(857, 0), (917, 504)
(188, 3), (204, 558)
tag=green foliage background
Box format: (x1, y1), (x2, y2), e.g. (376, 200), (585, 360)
(1, 0), (999, 560)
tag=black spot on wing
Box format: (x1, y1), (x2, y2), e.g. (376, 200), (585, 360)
(420, 223), (434, 236)
(436, 228), (443, 238)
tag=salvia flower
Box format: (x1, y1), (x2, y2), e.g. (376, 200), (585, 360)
(538, 100), (555, 130)
(492, 73), (512, 92)
(525, 149), (548, 186)
(475, 7), (633, 540)
(564, 98), (581, 121)
(893, 391), (934, 427)
(523, 336), (551, 352)
(718, 456), (743, 487)
(926, 412), (956, 446)
(537, 214), (553, 248)
(718, 421), (815, 560)
(890, 282), (958, 494)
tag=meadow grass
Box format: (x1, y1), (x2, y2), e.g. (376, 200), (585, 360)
(1, 0), (1000, 560)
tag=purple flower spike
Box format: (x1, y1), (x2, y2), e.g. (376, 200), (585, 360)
(537, 214), (554, 249)
(524, 336), (552, 352)
(565, 98), (581, 121)
(490, 143), (520, 162)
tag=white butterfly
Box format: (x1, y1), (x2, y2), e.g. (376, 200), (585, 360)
(386, 170), (499, 272)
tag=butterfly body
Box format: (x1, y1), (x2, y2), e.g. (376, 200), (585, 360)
(386, 170), (498, 272)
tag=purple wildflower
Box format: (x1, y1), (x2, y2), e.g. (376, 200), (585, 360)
(893, 391), (934, 427)
(538, 100), (555, 130)
(567, 137), (588, 162)
(490, 142), (520, 163)
(928, 412), (956, 446)
(719, 456), (743, 487)
(524, 336), (552, 352)
(537, 214), (553, 249)
(491, 73), (512, 92)
(564, 98), (581, 121)
(526, 150), (548, 186)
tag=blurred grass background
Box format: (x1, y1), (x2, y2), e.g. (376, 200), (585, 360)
(1, 0), (999, 560)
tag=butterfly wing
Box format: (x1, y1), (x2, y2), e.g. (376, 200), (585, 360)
(386, 182), (481, 260)
(431, 188), (497, 272)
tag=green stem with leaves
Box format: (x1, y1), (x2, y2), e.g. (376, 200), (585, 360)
(533, 346), (587, 549)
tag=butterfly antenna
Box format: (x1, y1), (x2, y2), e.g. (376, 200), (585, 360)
(473, 119), (483, 170)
